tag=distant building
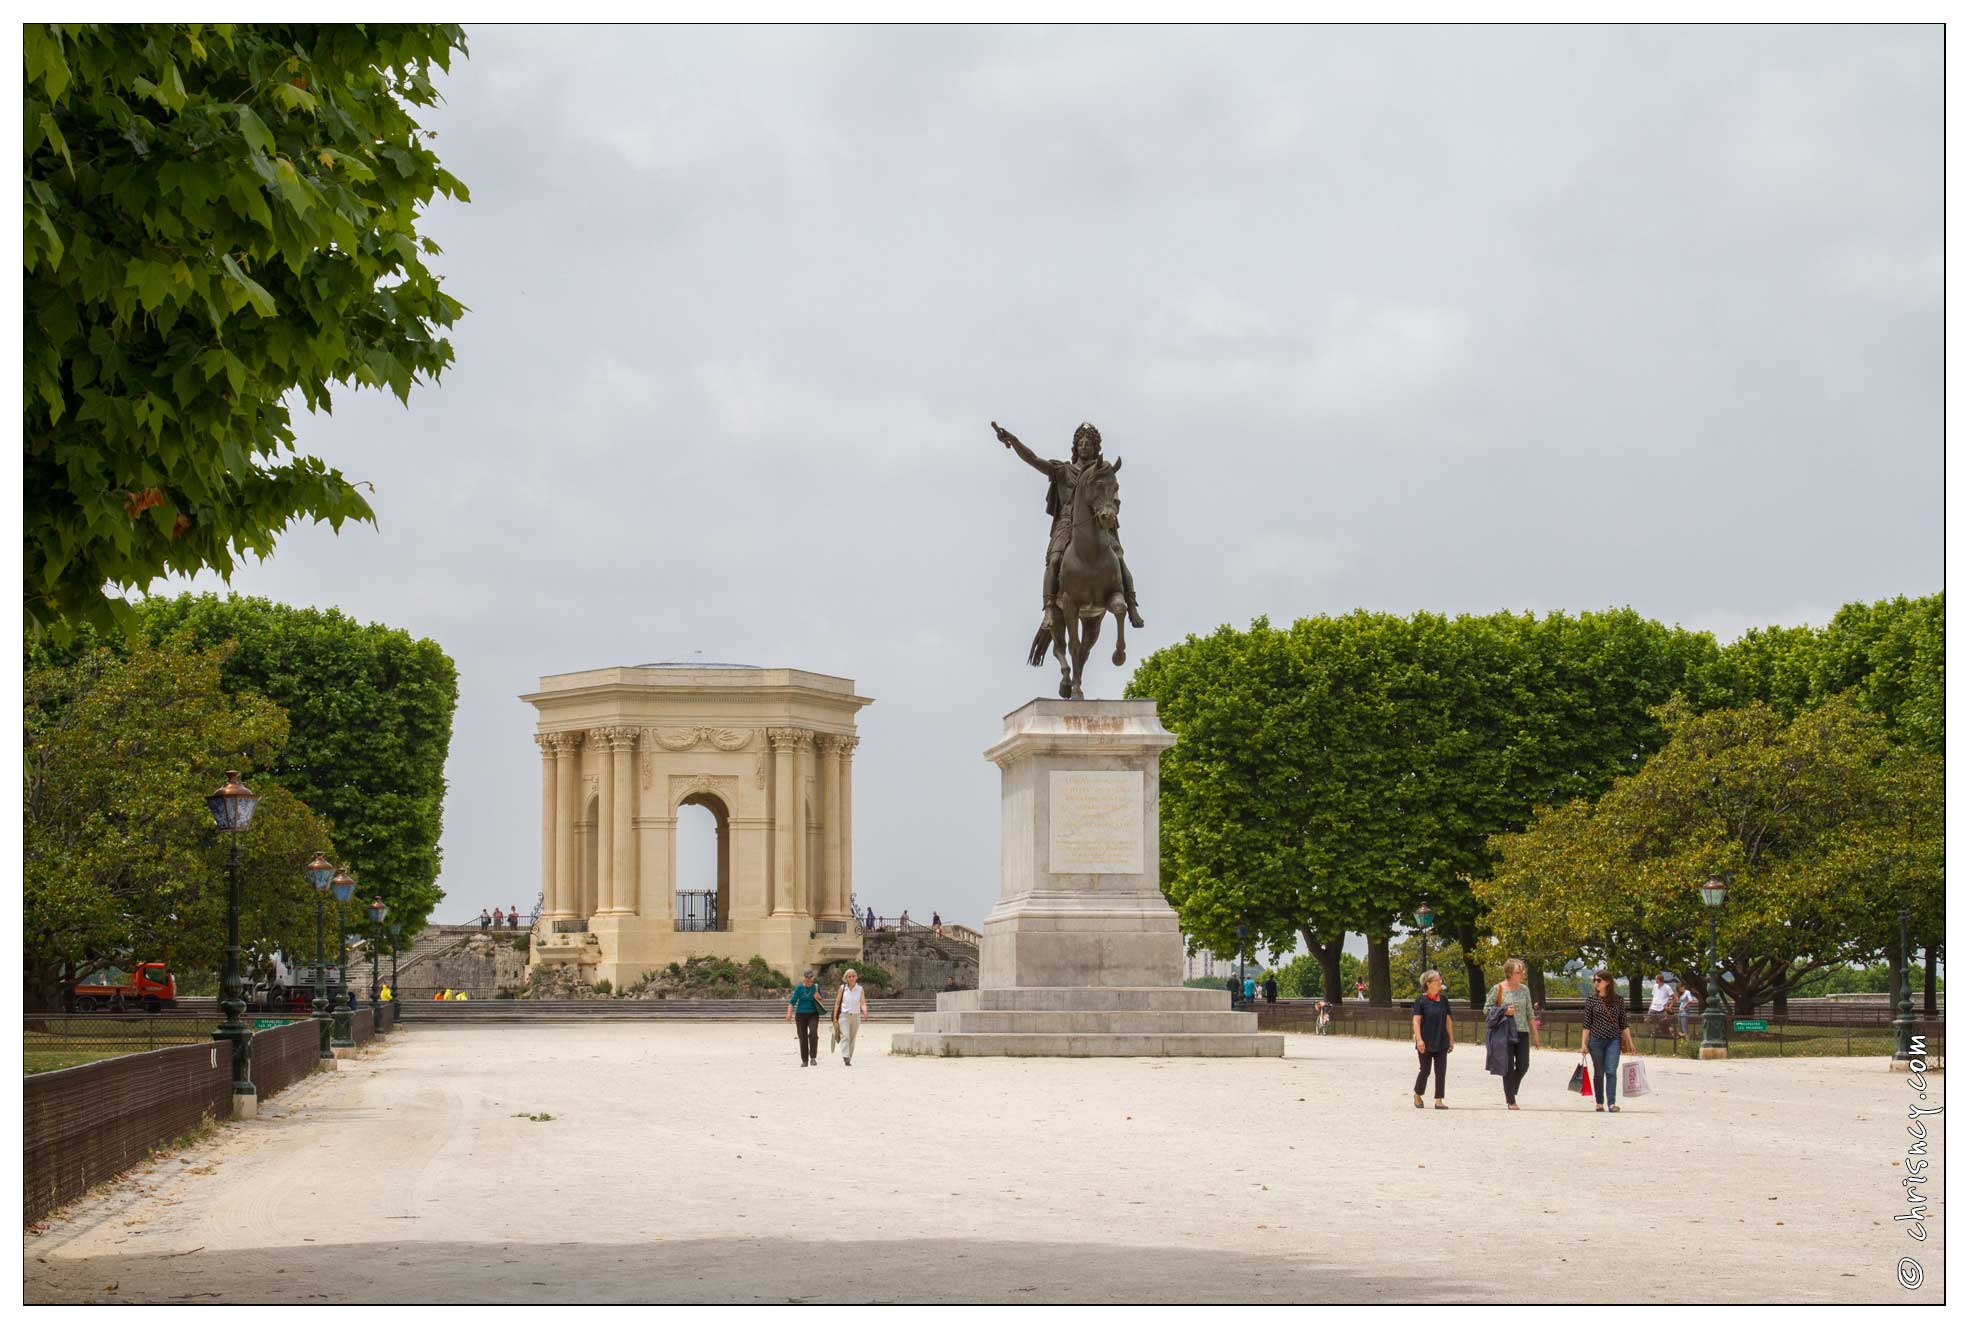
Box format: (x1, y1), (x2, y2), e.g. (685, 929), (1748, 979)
(1185, 946), (1237, 981)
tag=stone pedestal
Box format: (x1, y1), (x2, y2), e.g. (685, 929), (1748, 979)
(893, 699), (1281, 1058)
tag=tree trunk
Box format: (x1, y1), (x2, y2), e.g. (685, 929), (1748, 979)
(1303, 929), (1344, 1003)
(1456, 923), (1486, 1011)
(1365, 933), (1392, 1007)
(1627, 973), (1646, 1014)
(1526, 969), (1547, 1011)
(1924, 943), (1938, 1017)
(1771, 981), (1787, 1021)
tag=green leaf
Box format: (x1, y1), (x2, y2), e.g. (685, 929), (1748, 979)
(219, 253), (277, 317)
(235, 104), (275, 155)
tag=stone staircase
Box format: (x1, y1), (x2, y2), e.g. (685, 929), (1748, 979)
(348, 924), (527, 998)
(891, 986), (1283, 1057)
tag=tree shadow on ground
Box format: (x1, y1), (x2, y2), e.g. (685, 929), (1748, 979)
(27, 1235), (1486, 1304)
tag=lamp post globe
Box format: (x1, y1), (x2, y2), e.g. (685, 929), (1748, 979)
(207, 771), (260, 1112)
(1698, 878), (1729, 1060)
(329, 869), (356, 1048)
(306, 852), (335, 1064)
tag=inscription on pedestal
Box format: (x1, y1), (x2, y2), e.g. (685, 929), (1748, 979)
(1048, 770), (1144, 874)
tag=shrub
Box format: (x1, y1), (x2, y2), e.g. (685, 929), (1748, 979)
(591, 979), (611, 996)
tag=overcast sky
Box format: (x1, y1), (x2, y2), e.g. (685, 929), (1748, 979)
(165, 24), (1941, 939)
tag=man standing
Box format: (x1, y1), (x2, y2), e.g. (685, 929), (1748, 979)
(1263, 974), (1278, 1005)
(1649, 973), (1676, 1041)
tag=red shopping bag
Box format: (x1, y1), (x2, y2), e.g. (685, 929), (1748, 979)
(1579, 1061), (1593, 1096)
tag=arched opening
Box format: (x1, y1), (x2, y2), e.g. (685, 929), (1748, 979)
(675, 793), (731, 930)
(579, 793), (600, 919)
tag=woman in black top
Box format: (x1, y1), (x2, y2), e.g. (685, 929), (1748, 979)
(1410, 970), (1455, 1109)
(1578, 970), (1635, 1112)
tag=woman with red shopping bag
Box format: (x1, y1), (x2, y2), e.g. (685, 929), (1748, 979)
(1578, 970), (1636, 1112)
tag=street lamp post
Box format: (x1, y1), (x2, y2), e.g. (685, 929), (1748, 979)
(387, 921), (402, 1023)
(1698, 878), (1729, 1060)
(1236, 923), (1248, 1008)
(206, 772), (261, 1117)
(1414, 902), (1436, 980)
(330, 869), (356, 1048)
(1892, 906), (1918, 1069)
(306, 852), (335, 1066)
(367, 897), (388, 1020)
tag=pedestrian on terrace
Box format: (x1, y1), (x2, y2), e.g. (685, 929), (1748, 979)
(1484, 958), (1539, 1109)
(493, 907), (505, 928)
(788, 968), (823, 1068)
(1411, 969), (1454, 1109)
(833, 968), (869, 1066)
(479, 909), (490, 930)
(509, 906), (521, 929)
(1579, 970), (1634, 1113)
(1263, 974), (1278, 1005)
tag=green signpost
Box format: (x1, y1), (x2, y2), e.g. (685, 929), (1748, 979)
(1733, 1018), (1768, 1033)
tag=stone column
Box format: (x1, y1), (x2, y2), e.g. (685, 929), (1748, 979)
(818, 736), (844, 919)
(594, 728), (616, 915)
(605, 727), (638, 914)
(795, 732), (815, 916)
(838, 735), (857, 919)
(552, 731), (583, 919)
(767, 728), (806, 916)
(536, 733), (558, 920)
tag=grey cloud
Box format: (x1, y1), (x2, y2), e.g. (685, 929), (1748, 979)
(165, 24), (1939, 934)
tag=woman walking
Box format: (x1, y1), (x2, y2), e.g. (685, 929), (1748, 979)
(833, 967), (869, 1067)
(1484, 958), (1539, 1109)
(1579, 970), (1635, 1112)
(787, 968), (823, 1068)
(1410, 970), (1455, 1108)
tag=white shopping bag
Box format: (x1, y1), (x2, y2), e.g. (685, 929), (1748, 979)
(1622, 1058), (1653, 1098)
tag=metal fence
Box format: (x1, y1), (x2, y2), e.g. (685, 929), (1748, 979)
(1256, 1002), (1945, 1062)
(24, 1040), (230, 1225)
(248, 1019), (322, 1102)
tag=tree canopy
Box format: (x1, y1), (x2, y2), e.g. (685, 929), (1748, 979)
(133, 593), (458, 936)
(24, 24), (468, 638)
(1475, 695), (1942, 1012)
(24, 634), (337, 1010)
(1130, 607), (1724, 1001)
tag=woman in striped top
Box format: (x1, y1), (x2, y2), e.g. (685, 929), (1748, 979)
(1578, 971), (1635, 1112)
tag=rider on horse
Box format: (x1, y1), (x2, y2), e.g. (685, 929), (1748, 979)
(993, 421), (1145, 633)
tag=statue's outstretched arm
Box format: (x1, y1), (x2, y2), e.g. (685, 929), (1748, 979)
(992, 421), (1055, 477)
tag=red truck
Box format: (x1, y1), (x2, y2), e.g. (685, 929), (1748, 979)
(66, 963), (178, 1012)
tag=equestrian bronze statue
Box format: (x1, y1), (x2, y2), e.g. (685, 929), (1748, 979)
(992, 420), (1143, 701)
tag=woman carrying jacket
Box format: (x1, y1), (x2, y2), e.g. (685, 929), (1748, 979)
(1483, 958), (1539, 1109)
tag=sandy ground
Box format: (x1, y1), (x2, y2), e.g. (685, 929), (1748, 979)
(24, 1024), (1944, 1304)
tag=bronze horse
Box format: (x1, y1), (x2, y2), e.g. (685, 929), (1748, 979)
(1028, 459), (1129, 699)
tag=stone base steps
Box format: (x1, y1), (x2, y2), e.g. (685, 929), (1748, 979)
(890, 1031), (1283, 1057)
(892, 986), (1284, 1057)
(396, 997), (934, 1022)
(908, 1010), (1260, 1034)
(937, 986), (1233, 1012)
